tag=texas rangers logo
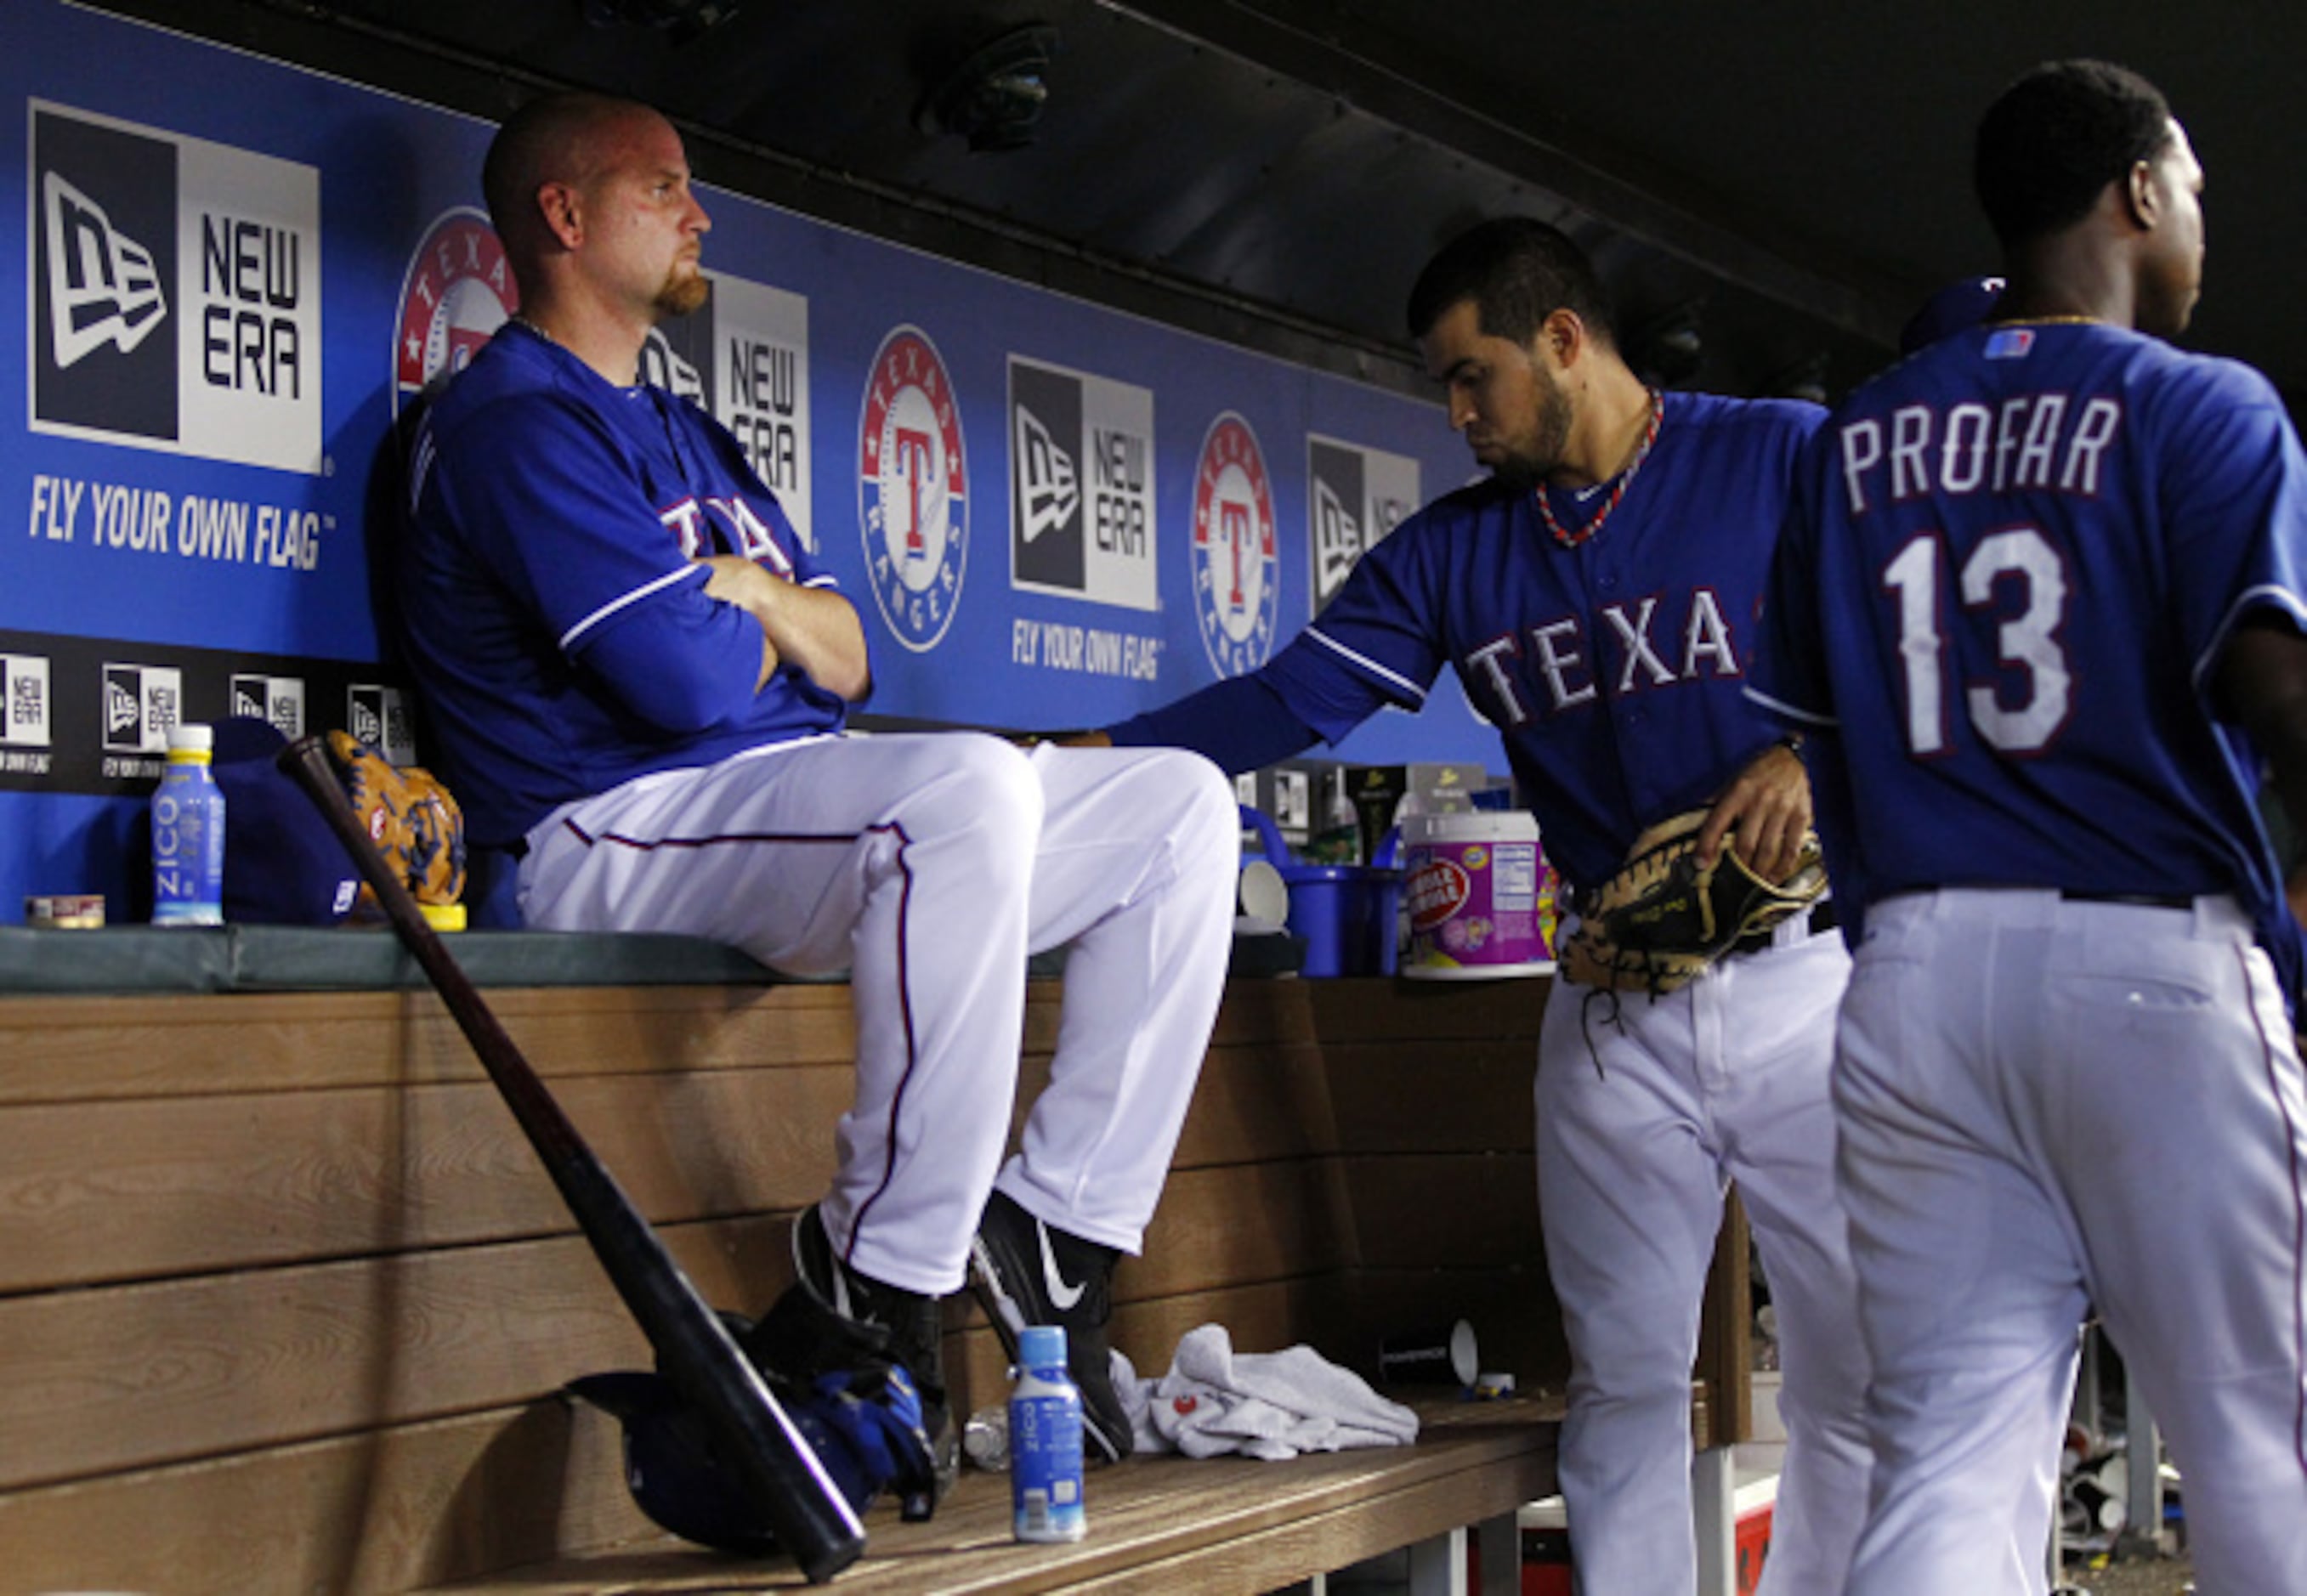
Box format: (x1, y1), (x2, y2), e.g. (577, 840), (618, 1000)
(394, 208), (515, 416)
(1191, 412), (1279, 677)
(858, 325), (968, 652)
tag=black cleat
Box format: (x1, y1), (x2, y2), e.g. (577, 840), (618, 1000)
(968, 1188), (1131, 1463)
(748, 1203), (959, 1508)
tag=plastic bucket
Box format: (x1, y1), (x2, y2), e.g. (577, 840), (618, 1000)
(1240, 806), (1401, 977)
(1398, 810), (1556, 979)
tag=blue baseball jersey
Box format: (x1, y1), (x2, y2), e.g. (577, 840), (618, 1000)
(400, 323), (853, 847)
(1750, 320), (2307, 934)
(1263, 390), (1823, 890)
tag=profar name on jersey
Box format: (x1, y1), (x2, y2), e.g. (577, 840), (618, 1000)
(1838, 393), (2122, 516)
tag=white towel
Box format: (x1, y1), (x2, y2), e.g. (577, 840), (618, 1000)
(1114, 1324), (1420, 1460)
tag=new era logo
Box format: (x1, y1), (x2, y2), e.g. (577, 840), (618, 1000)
(1014, 405), (1080, 546)
(230, 673), (305, 739)
(32, 106), (179, 444)
(640, 325), (704, 404)
(348, 684), (414, 765)
(1006, 354), (1156, 610)
(43, 172), (167, 368)
(102, 664), (181, 754)
(31, 101), (323, 473)
(3, 656), (52, 748)
(1307, 435), (1420, 614)
(105, 676), (140, 741)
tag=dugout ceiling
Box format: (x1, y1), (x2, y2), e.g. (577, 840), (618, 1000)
(63, 0), (2307, 409)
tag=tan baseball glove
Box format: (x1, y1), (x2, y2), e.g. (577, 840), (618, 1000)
(325, 729), (467, 908)
(1557, 806), (1827, 994)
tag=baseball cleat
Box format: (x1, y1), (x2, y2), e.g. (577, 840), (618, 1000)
(749, 1203), (958, 1508)
(968, 1188), (1131, 1463)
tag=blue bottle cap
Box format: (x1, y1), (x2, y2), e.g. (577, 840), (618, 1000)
(1018, 1324), (1068, 1367)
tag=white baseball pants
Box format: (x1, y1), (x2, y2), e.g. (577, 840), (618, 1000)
(517, 733), (1239, 1296)
(1838, 889), (2307, 1596)
(1537, 926), (1870, 1596)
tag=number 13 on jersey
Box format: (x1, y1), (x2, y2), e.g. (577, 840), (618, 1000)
(1882, 524), (2072, 756)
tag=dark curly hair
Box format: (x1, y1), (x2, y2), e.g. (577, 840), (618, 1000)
(1405, 216), (1617, 350)
(1975, 60), (2174, 247)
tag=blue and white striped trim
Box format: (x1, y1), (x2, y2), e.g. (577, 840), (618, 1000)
(1303, 626), (1427, 704)
(1742, 683), (1839, 727)
(560, 564), (708, 652)
(2196, 585), (2307, 696)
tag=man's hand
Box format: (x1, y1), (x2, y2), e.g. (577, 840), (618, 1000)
(1693, 741), (1811, 883)
(696, 555), (870, 701)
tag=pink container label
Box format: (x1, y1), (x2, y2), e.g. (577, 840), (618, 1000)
(1402, 833), (1553, 975)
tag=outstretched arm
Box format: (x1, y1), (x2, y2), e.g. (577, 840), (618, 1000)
(1097, 671), (1324, 774)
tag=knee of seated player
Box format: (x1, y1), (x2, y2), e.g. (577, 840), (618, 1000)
(1139, 748), (1239, 876)
(898, 733), (1046, 860)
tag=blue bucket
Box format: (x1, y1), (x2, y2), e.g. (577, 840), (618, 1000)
(1241, 806), (1402, 977)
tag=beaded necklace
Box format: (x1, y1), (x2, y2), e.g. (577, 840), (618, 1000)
(1536, 388), (1664, 549)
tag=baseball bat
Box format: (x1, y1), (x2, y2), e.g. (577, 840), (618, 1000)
(277, 735), (866, 1583)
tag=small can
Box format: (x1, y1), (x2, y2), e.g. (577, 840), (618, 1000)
(25, 893), (105, 929)
(1010, 1324), (1088, 1543)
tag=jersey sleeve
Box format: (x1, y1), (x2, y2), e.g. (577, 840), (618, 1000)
(1262, 513), (1448, 740)
(433, 393), (765, 734)
(1745, 439), (1839, 729)
(1104, 672), (1319, 773)
(2156, 359), (2307, 694)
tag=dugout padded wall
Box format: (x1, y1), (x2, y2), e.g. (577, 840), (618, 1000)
(3, 0), (1500, 918)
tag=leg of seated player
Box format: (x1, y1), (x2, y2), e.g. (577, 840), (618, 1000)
(968, 742), (1235, 1462)
(518, 731), (1044, 1295)
(1535, 986), (1731, 1596)
(1836, 893), (2083, 1596)
(994, 743), (1236, 1248)
(2049, 898), (2307, 1595)
(1698, 938), (1872, 1595)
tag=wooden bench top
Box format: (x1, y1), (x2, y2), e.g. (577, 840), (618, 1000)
(420, 1395), (1561, 1595)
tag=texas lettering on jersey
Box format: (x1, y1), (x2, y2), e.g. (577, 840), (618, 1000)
(1462, 586), (1742, 724)
(659, 492), (796, 575)
(1266, 389), (1822, 887)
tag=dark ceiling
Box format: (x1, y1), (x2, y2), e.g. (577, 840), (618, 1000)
(94, 0), (2307, 410)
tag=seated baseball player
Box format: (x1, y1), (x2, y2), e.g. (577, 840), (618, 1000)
(394, 90), (1238, 1487)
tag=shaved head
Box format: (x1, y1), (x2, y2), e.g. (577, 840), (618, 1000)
(483, 92), (659, 259)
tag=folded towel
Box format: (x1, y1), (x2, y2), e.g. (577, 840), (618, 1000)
(1116, 1324), (1419, 1460)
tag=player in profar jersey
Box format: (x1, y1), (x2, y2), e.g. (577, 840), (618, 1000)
(1750, 59), (2307, 1594)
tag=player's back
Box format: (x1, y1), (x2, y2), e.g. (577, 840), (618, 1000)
(1790, 320), (2299, 903)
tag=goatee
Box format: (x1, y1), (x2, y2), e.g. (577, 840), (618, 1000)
(1488, 456), (1542, 490)
(656, 269), (710, 318)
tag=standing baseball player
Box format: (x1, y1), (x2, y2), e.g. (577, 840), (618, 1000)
(1087, 218), (1871, 1595)
(1750, 59), (2307, 1594)
(394, 91), (1238, 1486)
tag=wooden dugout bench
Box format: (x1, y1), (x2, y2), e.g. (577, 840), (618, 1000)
(0, 926), (1744, 1593)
